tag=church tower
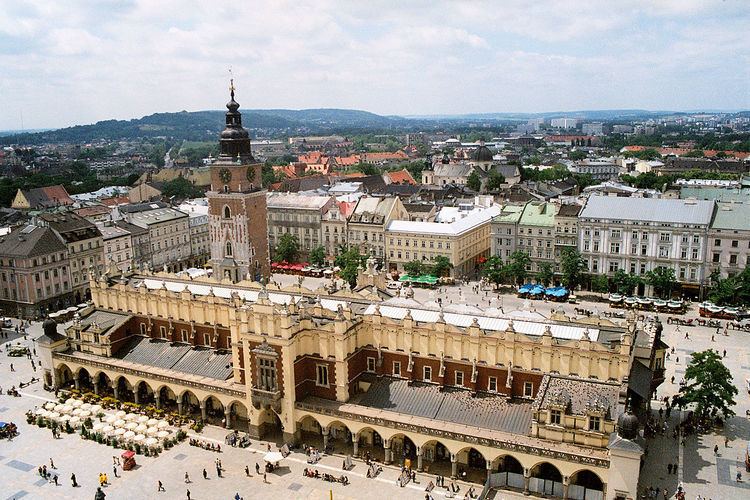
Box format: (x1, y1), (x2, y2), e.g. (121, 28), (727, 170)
(207, 81), (270, 282)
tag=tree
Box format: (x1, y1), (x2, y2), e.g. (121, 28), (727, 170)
(591, 274), (609, 296)
(673, 350), (738, 422)
(646, 266), (677, 299)
(354, 162), (379, 176)
(274, 233), (300, 263)
(568, 150), (587, 161)
(160, 177), (203, 200)
(430, 256), (453, 278)
(466, 171), (481, 192)
(309, 246), (326, 267)
(506, 251), (531, 285)
(559, 248), (587, 291)
(612, 270), (643, 296)
(404, 260), (425, 277)
(536, 262), (554, 287)
(481, 256), (506, 289)
(486, 170), (506, 191)
(334, 247), (367, 288)
(708, 267), (750, 306)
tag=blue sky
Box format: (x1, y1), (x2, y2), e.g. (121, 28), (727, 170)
(0, 0), (748, 130)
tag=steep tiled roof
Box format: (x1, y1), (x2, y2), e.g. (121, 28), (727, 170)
(384, 169), (416, 185)
(0, 225), (66, 258)
(19, 185), (73, 209)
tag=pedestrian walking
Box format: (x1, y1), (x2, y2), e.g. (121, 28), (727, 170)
(158, 480), (165, 492)
(255, 463), (260, 475)
(714, 444), (719, 455)
(216, 464), (222, 478)
(49, 458), (55, 469)
(723, 349), (727, 358)
(203, 468), (208, 480)
(263, 471), (267, 483)
(186, 489), (191, 500)
(71, 473), (78, 487)
(185, 472), (190, 483)
(245, 465), (250, 476)
(53, 475), (58, 486)
(10, 363), (14, 372)
(113, 465), (118, 478)
(725, 437), (729, 447)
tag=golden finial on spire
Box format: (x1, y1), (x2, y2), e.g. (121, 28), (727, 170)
(228, 67), (235, 99)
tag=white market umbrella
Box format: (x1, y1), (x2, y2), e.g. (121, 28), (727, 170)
(114, 428), (126, 436)
(60, 415), (71, 422)
(156, 430), (170, 439)
(72, 408), (82, 417)
(49, 412), (60, 420)
(92, 422), (105, 432)
(36, 407), (47, 415)
(54, 404), (65, 413)
(125, 413), (138, 422)
(114, 419), (126, 428)
(125, 422), (138, 431)
(90, 405), (103, 414)
(157, 421), (169, 429)
(71, 399), (83, 408)
(79, 410), (91, 419)
(65, 398), (76, 405)
(135, 424), (148, 433)
(44, 402), (56, 410)
(115, 410), (126, 418)
(133, 434), (145, 442)
(146, 427), (158, 436)
(137, 415), (149, 424)
(102, 425), (115, 435)
(263, 451), (284, 463)
(147, 418), (159, 427)
(145, 437), (158, 446)
(69, 416), (81, 427)
(61, 405), (74, 414)
(123, 431), (135, 440)
(81, 403), (92, 411)
(105, 415), (117, 424)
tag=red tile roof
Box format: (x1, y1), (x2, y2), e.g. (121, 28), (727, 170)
(384, 168), (416, 185)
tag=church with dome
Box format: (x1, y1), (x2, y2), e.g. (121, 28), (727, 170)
(421, 139), (521, 190)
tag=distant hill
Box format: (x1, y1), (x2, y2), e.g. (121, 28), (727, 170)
(0, 108), (414, 145)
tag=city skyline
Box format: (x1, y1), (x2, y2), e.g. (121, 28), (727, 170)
(1, 0), (748, 130)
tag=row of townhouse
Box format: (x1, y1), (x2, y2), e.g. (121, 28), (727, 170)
(491, 196), (750, 298)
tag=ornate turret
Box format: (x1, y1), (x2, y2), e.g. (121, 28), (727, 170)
(617, 411), (639, 440)
(219, 79), (254, 160)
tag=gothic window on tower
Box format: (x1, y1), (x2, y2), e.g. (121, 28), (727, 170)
(225, 241), (233, 257)
(223, 206), (231, 219)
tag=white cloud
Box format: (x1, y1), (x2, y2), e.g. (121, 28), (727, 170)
(0, 0), (747, 129)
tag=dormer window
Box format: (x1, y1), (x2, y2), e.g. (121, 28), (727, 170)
(549, 409), (562, 425)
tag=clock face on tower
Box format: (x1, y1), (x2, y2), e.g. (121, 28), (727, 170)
(219, 168), (232, 185)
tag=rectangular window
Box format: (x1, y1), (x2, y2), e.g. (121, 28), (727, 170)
(610, 243), (620, 254)
(550, 409), (561, 425)
(181, 329), (188, 342)
(159, 326), (166, 338)
(140, 323), (147, 335)
(714, 239), (721, 247)
(316, 364), (329, 387)
(488, 376), (497, 392)
(423, 365), (432, 382)
(524, 381), (533, 397)
(732, 240), (739, 248)
(259, 358), (277, 391)
(730, 254), (738, 265)
(366, 357), (376, 372)
(203, 333), (210, 346)
(589, 416), (601, 432)
(393, 361), (401, 376)
(713, 253), (720, 263)
(455, 371), (464, 387)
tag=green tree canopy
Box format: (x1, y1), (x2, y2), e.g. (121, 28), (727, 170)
(404, 260), (425, 277)
(466, 171), (481, 192)
(160, 176), (204, 200)
(559, 248), (587, 291)
(612, 270), (643, 295)
(334, 247), (367, 288)
(506, 251), (531, 285)
(591, 274), (609, 295)
(309, 246), (326, 267)
(673, 350), (738, 421)
(430, 256), (453, 278)
(536, 262), (554, 287)
(708, 267), (750, 306)
(646, 266), (677, 299)
(486, 170), (506, 191)
(567, 150), (587, 161)
(481, 256), (506, 289)
(274, 233), (300, 263)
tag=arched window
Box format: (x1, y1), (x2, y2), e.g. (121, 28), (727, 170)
(223, 206), (231, 219)
(225, 241), (233, 257)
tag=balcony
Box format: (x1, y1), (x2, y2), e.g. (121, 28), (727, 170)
(251, 386), (282, 412)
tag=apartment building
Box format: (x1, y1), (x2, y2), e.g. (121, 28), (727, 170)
(39, 212), (104, 303)
(114, 221), (150, 271)
(98, 222), (133, 272)
(121, 203), (190, 272)
(386, 205), (501, 277)
(517, 202), (556, 274)
(348, 197), (408, 262)
(178, 200), (210, 268)
(490, 205), (524, 260)
(0, 225), (71, 317)
(706, 202), (750, 278)
(321, 200), (356, 259)
(578, 196), (714, 297)
(554, 204), (581, 265)
(266, 193), (333, 260)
